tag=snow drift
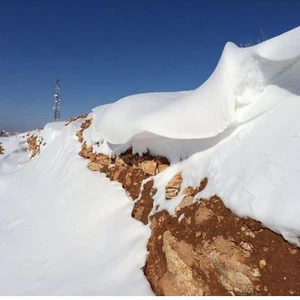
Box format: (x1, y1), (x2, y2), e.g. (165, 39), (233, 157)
(87, 26), (300, 244)
(95, 26), (300, 143)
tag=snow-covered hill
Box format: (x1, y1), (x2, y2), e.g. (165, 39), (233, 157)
(0, 26), (300, 295)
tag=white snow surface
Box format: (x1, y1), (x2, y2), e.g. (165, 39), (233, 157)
(0, 122), (153, 295)
(95, 27), (300, 143)
(1, 26), (300, 295)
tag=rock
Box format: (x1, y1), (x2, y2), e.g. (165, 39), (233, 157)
(145, 196), (300, 296)
(176, 196), (195, 211)
(80, 118), (92, 129)
(122, 168), (147, 200)
(259, 259), (266, 269)
(0, 143), (4, 155)
(79, 143), (93, 159)
(199, 177), (208, 191)
(165, 172), (183, 200)
(132, 180), (156, 224)
(159, 231), (206, 296)
(157, 163), (169, 174)
(92, 153), (111, 166)
(115, 156), (128, 167)
(27, 135), (43, 158)
(88, 161), (105, 172)
(182, 186), (199, 197)
(76, 130), (84, 143)
(165, 188), (180, 200)
(139, 160), (157, 176)
(240, 242), (253, 252)
(194, 204), (213, 224)
(65, 113), (88, 126)
(250, 268), (261, 278)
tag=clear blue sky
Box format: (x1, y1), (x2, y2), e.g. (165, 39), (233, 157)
(1, 0), (299, 131)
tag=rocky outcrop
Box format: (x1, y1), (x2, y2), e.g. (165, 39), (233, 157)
(132, 180), (157, 225)
(165, 172), (183, 200)
(76, 121), (170, 224)
(27, 135), (44, 158)
(76, 118), (92, 143)
(144, 195), (300, 296)
(65, 113), (88, 126)
(0, 143), (4, 155)
(74, 115), (300, 296)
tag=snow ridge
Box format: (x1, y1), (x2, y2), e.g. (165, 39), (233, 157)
(87, 26), (300, 245)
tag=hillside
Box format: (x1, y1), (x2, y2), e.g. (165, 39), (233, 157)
(0, 26), (300, 295)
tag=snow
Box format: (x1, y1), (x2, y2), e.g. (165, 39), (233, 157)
(1, 26), (300, 295)
(0, 122), (153, 295)
(88, 27), (300, 244)
(96, 27), (300, 143)
(0, 135), (31, 172)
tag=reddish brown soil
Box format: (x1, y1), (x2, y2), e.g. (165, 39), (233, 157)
(145, 195), (300, 295)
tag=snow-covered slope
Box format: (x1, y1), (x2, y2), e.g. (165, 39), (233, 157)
(1, 26), (300, 295)
(0, 122), (153, 295)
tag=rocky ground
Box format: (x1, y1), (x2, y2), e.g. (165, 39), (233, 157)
(26, 135), (45, 159)
(26, 116), (300, 296)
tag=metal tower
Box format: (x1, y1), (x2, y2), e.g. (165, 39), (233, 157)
(53, 79), (61, 121)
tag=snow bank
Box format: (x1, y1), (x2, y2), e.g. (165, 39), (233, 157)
(88, 27), (300, 245)
(94, 26), (300, 143)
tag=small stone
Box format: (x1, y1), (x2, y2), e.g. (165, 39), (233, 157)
(158, 235), (162, 240)
(156, 163), (169, 174)
(250, 268), (261, 278)
(255, 285), (261, 292)
(165, 188), (180, 200)
(139, 160), (157, 176)
(242, 250), (251, 258)
(217, 216), (224, 222)
(182, 186), (199, 197)
(176, 195), (195, 210)
(249, 231), (256, 238)
(165, 172), (183, 200)
(241, 226), (246, 231)
(259, 259), (266, 269)
(290, 249), (297, 255)
(196, 231), (202, 237)
(240, 242), (252, 252)
(88, 161), (104, 172)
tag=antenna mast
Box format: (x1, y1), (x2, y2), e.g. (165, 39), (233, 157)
(53, 79), (61, 121)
